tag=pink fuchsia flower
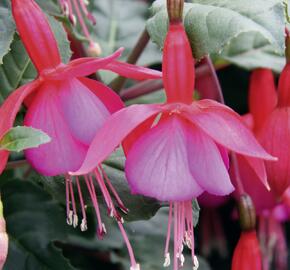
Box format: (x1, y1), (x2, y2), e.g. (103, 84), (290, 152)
(0, 0), (161, 268)
(0, 0), (161, 176)
(232, 231), (262, 270)
(256, 64), (290, 198)
(73, 21), (275, 269)
(231, 69), (278, 213)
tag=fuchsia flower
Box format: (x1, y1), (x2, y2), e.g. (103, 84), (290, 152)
(255, 63), (290, 198)
(0, 0), (161, 268)
(232, 231), (262, 270)
(73, 21), (275, 269)
(231, 69), (278, 213)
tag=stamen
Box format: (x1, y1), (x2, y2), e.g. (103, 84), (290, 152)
(193, 256), (199, 270)
(76, 176), (87, 231)
(67, 210), (73, 226)
(163, 253), (171, 267)
(84, 175), (105, 238)
(180, 253), (185, 267)
(100, 166), (129, 214)
(80, 218), (88, 232)
(65, 177), (72, 225)
(164, 203), (173, 257)
(68, 176), (78, 228)
(130, 265), (140, 270)
(118, 222), (139, 270)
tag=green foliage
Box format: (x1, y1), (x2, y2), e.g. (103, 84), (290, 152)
(0, 7), (14, 64)
(147, 0), (285, 70)
(0, 126), (51, 152)
(0, 4), (71, 104)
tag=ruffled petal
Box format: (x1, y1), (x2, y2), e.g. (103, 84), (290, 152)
(183, 100), (276, 160)
(0, 80), (40, 174)
(163, 23), (195, 104)
(249, 69), (277, 131)
(61, 48), (123, 78)
(57, 78), (110, 145)
(24, 82), (87, 176)
(72, 104), (161, 175)
(78, 78), (124, 114)
(104, 61), (162, 80)
(187, 124), (234, 196)
(12, 0), (61, 72)
(125, 116), (203, 201)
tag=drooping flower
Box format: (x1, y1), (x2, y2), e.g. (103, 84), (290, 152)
(255, 60), (290, 198)
(232, 231), (262, 270)
(231, 69), (278, 213)
(73, 18), (275, 269)
(0, 0), (161, 268)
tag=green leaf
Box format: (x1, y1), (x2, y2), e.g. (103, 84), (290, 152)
(212, 40), (286, 73)
(0, 7), (15, 64)
(0, 14), (71, 104)
(146, 0), (285, 61)
(0, 126), (51, 152)
(1, 179), (76, 270)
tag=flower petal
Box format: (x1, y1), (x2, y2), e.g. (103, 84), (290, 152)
(12, 0), (61, 72)
(243, 155), (269, 190)
(62, 48), (123, 78)
(57, 78), (110, 145)
(258, 108), (290, 198)
(24, 82), (87, 176)
(184, 100), (276, 160)
(122, 115), (157, 156)
(0, 80), (40, 174)
(232, 155), (276, 213)
(72, 104), (161, 175)
(163, 24), (195, 104)
(232, 231), (262, 270)
(278, 63), (290, 107)
(105, 61), (162, 80)
(187, 124), (234, 196)
(78, 78), (124, 114)
(249, 69), (277, 131)
(125, 116), (203, 201)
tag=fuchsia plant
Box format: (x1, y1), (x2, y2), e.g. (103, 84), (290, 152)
(0, 0), (162, 268)
(72, 8), (276, 270)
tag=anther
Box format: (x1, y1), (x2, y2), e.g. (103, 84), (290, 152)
(130, 264), (140, 270)
(180, 253), (185, 266)
(193, 256), (199, 270)
(80, 219), (88, 232)
(66, 210), (73, 226)
(73, 214), (78, 228)
(163, 253), (171, 267)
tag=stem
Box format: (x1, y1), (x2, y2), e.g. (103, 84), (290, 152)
(167, 0), (184, 23)
(110, 29), (150, 92)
